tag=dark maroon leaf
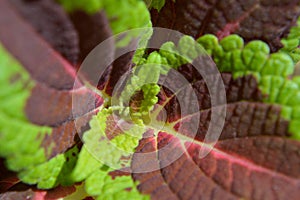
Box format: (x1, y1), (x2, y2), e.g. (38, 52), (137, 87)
(65, 7), (135, 96)
(132, 131), (300, 200)
(109, 169), (131, 179)
(158, 72), (263, 123)
(41, 120), (79, 158)
(0, 159), (19, 193)
(69, 10), (112, 63)
(0, 0), (103, 158)
(0, 0), (137, 160)
(10, 0), (79, 65)
(132, 136), (179, 200)
(9, 0), (128, 95)
(131, 61), (296, 200)
(151, 0), (300, 51)
(104, 51), (135, 96)
(25, 84), (102, 127)
(175, 102), (290, 141)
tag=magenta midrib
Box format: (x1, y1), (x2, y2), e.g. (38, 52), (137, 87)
(184, 139), (300, 185)
(151, 124), (299, 185)
(216, 2), (260, 39)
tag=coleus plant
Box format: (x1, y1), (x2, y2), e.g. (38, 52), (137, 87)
(0, 0), (300, 199)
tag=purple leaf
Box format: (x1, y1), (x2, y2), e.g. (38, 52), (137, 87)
(151, 0), (300, 51)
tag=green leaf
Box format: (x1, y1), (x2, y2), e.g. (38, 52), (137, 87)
(121, 35), (205, 123)
(19, 146), (79, 189)
(280, 16), (300, 63)
(102, 0), (151, 34)
(72, 108), (150, 199)
(0, 44), (51, 172)
(19, 154), (66, 189)
(197, 34), (294, 79)
(81, 108), (146, 169)
(70, 146), (102, 182)
(0, 43), (79, 189)
(56, 146), (80, 186)
(197, 34), (300, 139)
(85, 167), (149, 200)
(145, 0), (166, 11)
(118, 52), (168, 122)
(159, 35), (204, 68)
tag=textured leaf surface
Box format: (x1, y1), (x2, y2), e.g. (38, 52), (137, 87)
(158, 72), (263, 122)
(197, 34), (295, 78)
(132, 132), (300, 200)
(1, 0), (300, 200)
(151, 0), (300, 51)
(81, 109), (146, 169)
(125, 42), (299, 199)
(79, 51), (296, 200)
(197, 33), (300, 139)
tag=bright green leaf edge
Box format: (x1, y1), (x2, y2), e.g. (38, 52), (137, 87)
(197, 33), (300, 139)
(0, 43), (80, 189)
(280, 16), (300, 63)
